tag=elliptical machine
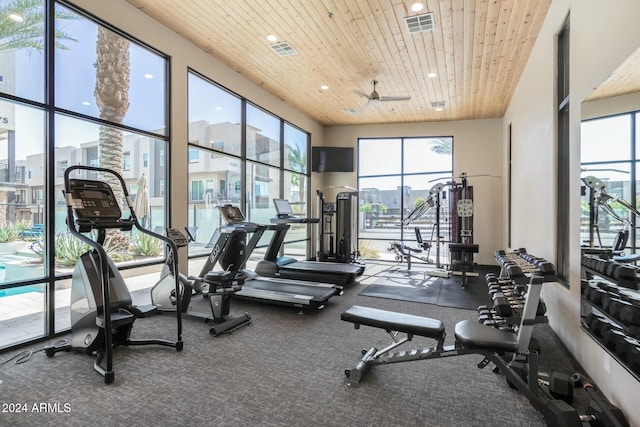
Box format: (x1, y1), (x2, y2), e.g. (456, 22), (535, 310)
(45, 166), (183, 384)
(151, 220), (252, 336)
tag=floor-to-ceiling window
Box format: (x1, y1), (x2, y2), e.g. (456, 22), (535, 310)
(580, 112), (638, 252)
(187, 71), (311, 269)
(358, 137), (453, 261)
(0, 0), (169, 349)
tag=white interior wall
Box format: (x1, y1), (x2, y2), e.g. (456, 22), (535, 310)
(322, 119), (503, 266)
(504, 0), (640, 423)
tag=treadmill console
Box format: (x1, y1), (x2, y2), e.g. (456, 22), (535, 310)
(68, 179), (122, 221)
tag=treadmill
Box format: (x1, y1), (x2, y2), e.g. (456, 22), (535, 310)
(254, 199), (365, 286)
(216, 205), (342, 310)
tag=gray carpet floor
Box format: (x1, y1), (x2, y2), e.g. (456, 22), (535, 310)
(0, 262), (589, 427)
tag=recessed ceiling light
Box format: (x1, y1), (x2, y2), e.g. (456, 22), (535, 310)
(320, 85), (329, 90)
(410, 2), (425, 12)
(215, 106), (222, 111)
(267, 34), (278, 42)
(144, 73), (154, 79)
(8, 13), (23, 22)
(435, 107), (444, 112)
(82, 101), (90, 106)
(427, 72), (437, 78)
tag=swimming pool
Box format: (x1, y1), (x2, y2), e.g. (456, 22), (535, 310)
(0, 284), (43, 297)
(0, 252), (45, 286)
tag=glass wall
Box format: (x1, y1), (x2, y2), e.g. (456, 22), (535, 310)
(358, 137), (453, 261)
(0, 0), (169, 349)
(187, 71), (311, 269)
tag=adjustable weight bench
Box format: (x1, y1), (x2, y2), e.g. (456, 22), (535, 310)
(341, 276), (584, 426)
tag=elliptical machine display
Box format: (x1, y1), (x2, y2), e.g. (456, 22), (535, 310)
(45, 166), (183, 384)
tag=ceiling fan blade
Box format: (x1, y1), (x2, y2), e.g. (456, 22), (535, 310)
(379, 95), (411, 102)
(353, 90), (371, 99)
(360, 100), (373, 112)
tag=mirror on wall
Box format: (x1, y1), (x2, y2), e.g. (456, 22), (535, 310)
(579, 46), (640, 380)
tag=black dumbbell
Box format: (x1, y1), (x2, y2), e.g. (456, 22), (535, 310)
(607, 298), (631, 320)
(613, 264), (636, 281)
(492, 295), (513, 317)
(571, 373), (630, 427)
(539, 371), (573, 404)
(601, 326), (627, 352)
(619, 304), (640, 327)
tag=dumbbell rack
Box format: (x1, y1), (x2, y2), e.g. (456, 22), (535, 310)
(581, 254), (640, 380)
(476, 249), (557, 342)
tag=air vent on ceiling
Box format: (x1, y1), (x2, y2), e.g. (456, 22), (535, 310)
(430, 101), (447, 109)
(404, 13), (435, 34)
(269, 42), (297, 57)
(342, 108), (358, 116)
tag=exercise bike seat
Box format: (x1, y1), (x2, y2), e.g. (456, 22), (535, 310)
(454, 320), (519, 353)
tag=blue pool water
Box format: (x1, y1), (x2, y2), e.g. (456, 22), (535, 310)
(0, 284), (42, 297)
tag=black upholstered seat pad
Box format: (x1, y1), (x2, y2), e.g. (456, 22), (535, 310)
(454, 320), (519, 352)
(449, 243), (479, 253)
(341, 305), (445, 339)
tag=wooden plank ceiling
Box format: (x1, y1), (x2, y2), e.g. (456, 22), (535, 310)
(585, 45), (640, 102)
(126, 0), (552, 126)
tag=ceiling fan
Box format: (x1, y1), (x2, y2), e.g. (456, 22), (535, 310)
(357, 80), (411, 111)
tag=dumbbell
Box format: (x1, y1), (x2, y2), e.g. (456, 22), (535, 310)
(539, 371), (574, 404)
(607, 298), (632, 320)
(505, 263), (524, 278)
(601, 293), (622, 314)
(623, 324), (640, 340)
(601, 326), (627, 352)
(615, 337), (640, 371)
(619, 304), (640, 327)
(570, 373), (630, 427)
(587, 286), (607, 306)
(492, 295), (513, 317)
(478, 309), (494, 324)
(605, 261), (620, 277)
(507, 360), (573, 404)
(613, 264), (637, 282)
(585, 312), (607, 337)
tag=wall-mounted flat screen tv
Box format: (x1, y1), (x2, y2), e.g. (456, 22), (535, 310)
(311, 146), (354, 172)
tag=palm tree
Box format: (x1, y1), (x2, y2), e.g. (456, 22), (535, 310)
(94, 25), (130, 250)
(0, 0), (75, 227)
(0, 0), (76, 51)
(430, 138), (452, 155)
(94, 26), (129, 204)
(287, 143), (306, 212)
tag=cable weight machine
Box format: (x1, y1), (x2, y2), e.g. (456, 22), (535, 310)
(316, 187), (360, 263)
